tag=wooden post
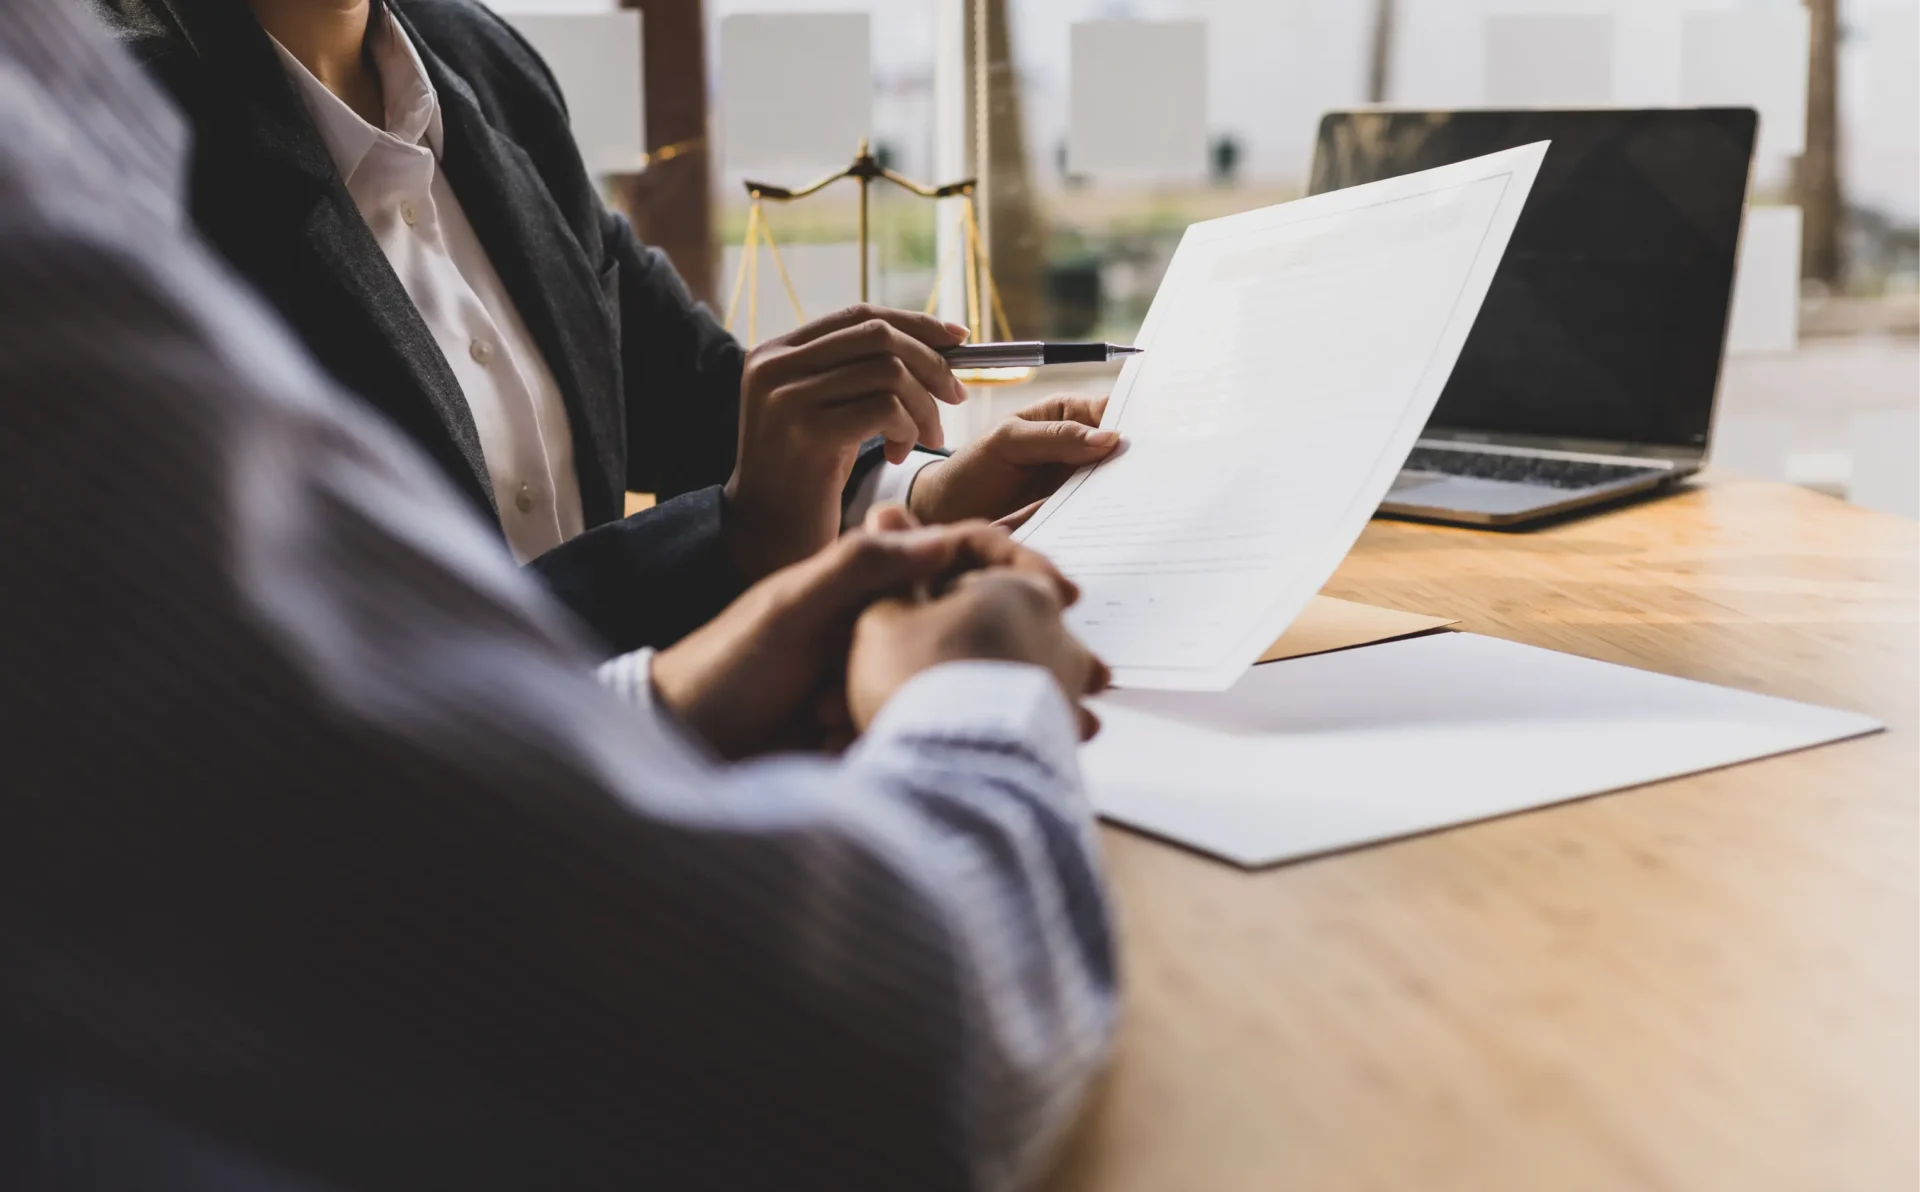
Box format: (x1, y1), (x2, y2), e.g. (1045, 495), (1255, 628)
(1797, 0), (1843, 286)
(972, 0), (992, 330)
(964, 0), (1045, 337)
(614, 0), (716, 304)
(1367, 0), (1397, 104)
(857, 141), (872, 303)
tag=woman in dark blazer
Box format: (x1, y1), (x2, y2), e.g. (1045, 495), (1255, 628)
(95, 0), (1119, 654)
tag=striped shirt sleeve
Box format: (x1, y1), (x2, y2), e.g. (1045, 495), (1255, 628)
(0, 2), (1118, 1188)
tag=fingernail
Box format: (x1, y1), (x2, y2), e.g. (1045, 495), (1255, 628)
(944, 322), (971, 342)
(1086, 429), (1119, 448)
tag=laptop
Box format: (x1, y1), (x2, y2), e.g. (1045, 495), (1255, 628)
(1309, 107), (1758, 527)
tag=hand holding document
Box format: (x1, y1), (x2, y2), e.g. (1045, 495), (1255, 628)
(1014, 143), (1548, 690)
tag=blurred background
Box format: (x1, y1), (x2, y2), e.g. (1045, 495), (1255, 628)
(496, 0), (1917, 516)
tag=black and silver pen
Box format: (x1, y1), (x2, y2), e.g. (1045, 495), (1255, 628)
(941, 341), (1142, 369)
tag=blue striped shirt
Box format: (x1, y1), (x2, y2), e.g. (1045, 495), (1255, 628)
(0, 2), (1117, 1187)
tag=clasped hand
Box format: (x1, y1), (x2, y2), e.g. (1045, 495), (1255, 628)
(653, 505), (1110, 759)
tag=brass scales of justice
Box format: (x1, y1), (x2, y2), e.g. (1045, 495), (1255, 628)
(722, 138), (1035, 386)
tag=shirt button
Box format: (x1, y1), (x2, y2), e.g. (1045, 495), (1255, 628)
(400, 200), (418, 226)
(514, 485), (535, 514)
(469, 338), (492, 366)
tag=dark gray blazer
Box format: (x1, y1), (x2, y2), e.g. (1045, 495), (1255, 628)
(94, 0), (886, 654)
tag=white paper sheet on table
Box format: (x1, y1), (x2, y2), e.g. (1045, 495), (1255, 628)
(1014, 142), (1547, 691)
(1082, 633), (1884, 869)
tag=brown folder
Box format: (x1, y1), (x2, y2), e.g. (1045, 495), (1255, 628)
(1258, 596), (1457, 664)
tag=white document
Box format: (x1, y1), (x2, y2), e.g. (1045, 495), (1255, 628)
(500, 12), (643, 175)
(1014, 143), (1547, 691)
(1483, 14), (1615, 107)
(719, 13), (871, 179)
(1083, 633), (1884, 868)
(1068, 20), (1209, 183)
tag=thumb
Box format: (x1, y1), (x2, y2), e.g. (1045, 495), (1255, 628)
(994, 499), (1046, 532)
(1018, 393), (1108, 428)
(989, 418), (1120, 466)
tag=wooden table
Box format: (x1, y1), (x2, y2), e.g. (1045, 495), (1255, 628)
(1044, 476), (1917, 1192)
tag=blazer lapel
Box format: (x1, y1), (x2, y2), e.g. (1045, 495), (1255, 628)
(160, 0), (497, 516)
(410, 27), (626, 527)
(295, 187), (499, 515)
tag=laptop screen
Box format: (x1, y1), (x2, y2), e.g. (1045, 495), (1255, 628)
(1309, 109), (1756, 452)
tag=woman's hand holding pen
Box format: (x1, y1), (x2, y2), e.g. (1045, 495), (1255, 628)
(724, 304), (970, 581)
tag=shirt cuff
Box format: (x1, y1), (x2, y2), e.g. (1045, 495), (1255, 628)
(595, 646), (725, 764)
(854, 660), (1084, 793)
(841, 450), (944, 530)
(595, 646), (657, 709)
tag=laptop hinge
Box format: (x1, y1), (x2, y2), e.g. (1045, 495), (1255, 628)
(1412, 439), (1682, 470)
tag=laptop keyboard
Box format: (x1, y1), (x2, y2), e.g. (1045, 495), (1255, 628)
(1404, 447), (1665, 491)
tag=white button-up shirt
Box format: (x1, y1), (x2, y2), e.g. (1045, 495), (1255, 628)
(271, 23), (586, 563)
(271, 21), (936, 563)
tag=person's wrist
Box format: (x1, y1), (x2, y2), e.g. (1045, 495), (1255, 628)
(905, 457), (947, 522)
(722, 466), (829, 581)
(650, 629), (760, 758)
(719, 472), (770, 580)
(720, 480), (801, 583)
(647, 642), (705, 735)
